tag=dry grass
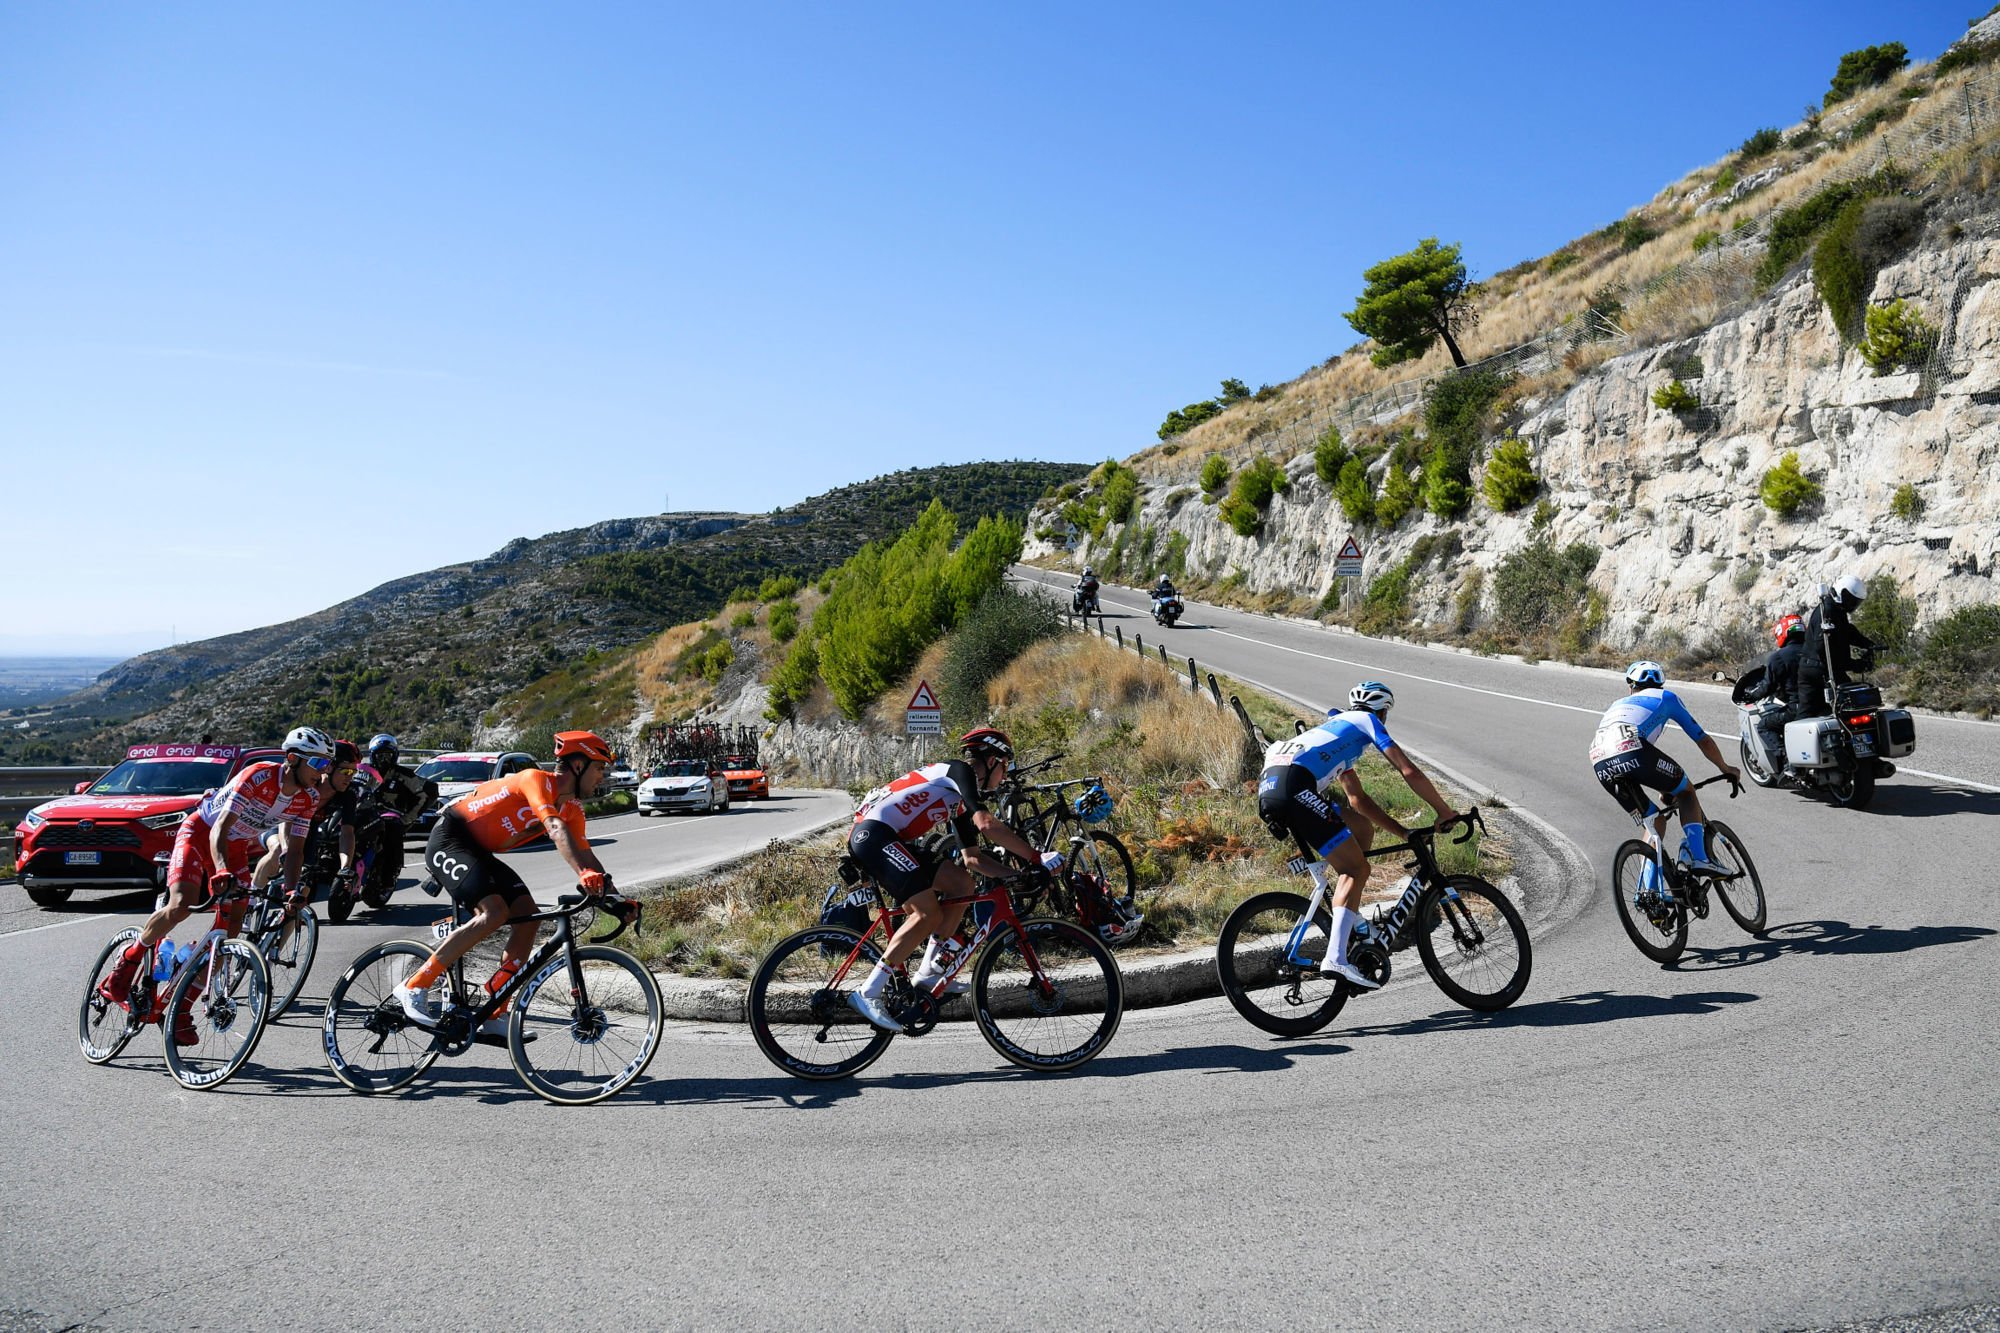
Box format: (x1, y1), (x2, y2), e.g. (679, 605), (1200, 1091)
(634, 588), (825, 723)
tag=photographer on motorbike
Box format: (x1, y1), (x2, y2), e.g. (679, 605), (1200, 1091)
(1796, 574), (1877, 716)
(1153, 574), (1177, 600)
(355, 733), (436, 890)
(1745, 614), (1806, 765)
(1073, 567), (1102, 615)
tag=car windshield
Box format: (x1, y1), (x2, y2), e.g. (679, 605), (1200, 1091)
(652, 762), (707, 778)
(415, 759), (494, 783)
(88, 759), (232, 796)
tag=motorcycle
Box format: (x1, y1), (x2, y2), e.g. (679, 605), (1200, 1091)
(353, 800), (409, 909)
(1151, 594), (1183, 627)
(1728, 650), (1915, 810)
(1072, 581), (1101, 616)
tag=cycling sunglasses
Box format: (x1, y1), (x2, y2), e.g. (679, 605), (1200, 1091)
(298, 754), (333, 772)
(332, 765), (358, 778)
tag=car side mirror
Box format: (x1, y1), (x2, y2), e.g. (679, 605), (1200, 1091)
(73, 780), (93, 794)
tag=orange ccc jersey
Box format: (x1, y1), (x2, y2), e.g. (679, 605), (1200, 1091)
(452, 768), (586, 854)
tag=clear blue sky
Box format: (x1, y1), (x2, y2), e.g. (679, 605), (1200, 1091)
(0, 1), (1979, 654)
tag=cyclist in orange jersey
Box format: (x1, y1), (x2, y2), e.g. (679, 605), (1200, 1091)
(394, 730), (615, 1033)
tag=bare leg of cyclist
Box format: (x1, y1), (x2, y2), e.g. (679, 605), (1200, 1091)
(910, 862), (979, 985)
(1318, 831), (1378, 987)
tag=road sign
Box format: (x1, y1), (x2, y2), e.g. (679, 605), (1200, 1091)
(905, 679), (943, 734)
(1334, 534), (1365, 579)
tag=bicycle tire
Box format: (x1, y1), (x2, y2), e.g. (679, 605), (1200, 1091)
(322, 941), (443, 1094)
(509, 945), (664, 1105)
(1610, 840), (1687, 964)
(971, 918), (1122, 1072)
(259, 905), (319, 1023)
(78, 927), (147, 1065)
(324, 881), (356, 924)
(1066, 828), (1140, 908)
(1706, 821), (1767, 935)
(748, 927), (895, 1081)
(1415, 876), (1532, 1012)
(162, 937), (271, 1090)
(1214, 891), (1349, 1036)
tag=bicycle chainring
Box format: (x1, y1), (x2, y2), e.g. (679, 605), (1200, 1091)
(1349, 939), (1392, 989)
(887, 985), (938, 1035)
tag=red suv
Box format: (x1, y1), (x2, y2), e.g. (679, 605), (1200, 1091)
(13, 743), (280, 908)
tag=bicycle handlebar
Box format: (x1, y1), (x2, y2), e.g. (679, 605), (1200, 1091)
(1689, 773), (1743, 798)
(1365, 806), (1484, 861)
(522, 889), (643, 944)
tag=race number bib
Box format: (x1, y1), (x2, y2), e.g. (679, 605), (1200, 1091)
(1590, 724), (1644, 762)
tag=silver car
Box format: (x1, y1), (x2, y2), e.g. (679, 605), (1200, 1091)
(636, 760), (730, 815)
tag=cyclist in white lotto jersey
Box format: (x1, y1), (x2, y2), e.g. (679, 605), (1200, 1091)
(1257, 681), (1459, 991)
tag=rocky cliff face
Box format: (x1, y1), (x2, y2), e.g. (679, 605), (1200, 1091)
(1028, 218), (2000, 650)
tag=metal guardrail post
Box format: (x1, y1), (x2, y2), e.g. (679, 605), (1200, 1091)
(1187, 656), (1198, 691)
(1158, 643), (1168, 665)
(1135, 633), (1143, 657)
(1206, 673), (1223, 707)
(1115, 625), (1123, 648)
(1229, 695), (1266, 746)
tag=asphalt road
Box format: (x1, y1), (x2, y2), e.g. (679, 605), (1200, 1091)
(3, 585), (1997, 1331)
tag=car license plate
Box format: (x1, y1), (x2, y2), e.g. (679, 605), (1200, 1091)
(65, 851), (102, 866)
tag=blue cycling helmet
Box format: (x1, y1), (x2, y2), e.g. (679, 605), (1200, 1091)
(367, 733), (399, 758)
(1625, 661), (1665, 689)
(1073, 784), (1113, 824)
(1346, 680), (1394, 715)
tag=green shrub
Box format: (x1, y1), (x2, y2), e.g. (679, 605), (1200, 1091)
(939, 586), (1067, 720)
(758, 574), (803, 601)
(1359, 559), (1418, 634)
(1738, 127), (1783, 159)
(1482, 438), (1539, 512)
(1914, 603), (2000, 682)
(1377, 455), (1419, 528)
(1652, 379), (1700, 413)
(1531, 499), (1556, 531)
(1710, 166), (1739, 196)
(1493, 541), (1600, 634)
(1161, 531), (1190, 579)
(1849, 101), (1911, 139)
(1546, 250), (1580, 274)
(1334, 457), (1375, 524)
(1218, 495), (1263, 537)
(1824, 42), (1909, 105)
(767, 599), (800, 644)
(1199, 454), (1231, 497)
(1420, 367), (1509, 521)
(1859, 299), (1940, 374)
(1760, 451), (1823, 516)
(1757, 166), (1906, 286)
(730, 608), (756, 629)
(1101, 466), (1139, 525)
(1855, 573), (1920, 659)
(1230, 455), (1290, 511)
(1425, 470), (1471, 519)
(1786, 127), (1820, 150)
(1889, 482), (1925, 521)
(1936, 36), (2000, 77)
(1811, 198), (1873, 339)
(1691, 229), (1720, 254)
(699, 640), (736, 682)
(1313, 426), (1348, 486)
(1605, 217), (1658, 251)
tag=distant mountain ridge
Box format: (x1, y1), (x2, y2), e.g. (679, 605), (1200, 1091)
(4, 462), (1084, 762)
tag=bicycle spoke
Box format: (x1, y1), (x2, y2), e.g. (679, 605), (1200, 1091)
(162, 939), (270, 1090)
(972, 920), (1121, 1072)
(1215, 891), (1346, 1036)
(1416, 877), (1532, 1012)
(322, 942), (440, 1094)
(510, 946), (664, 1105)
(749, 928), (894, 1080)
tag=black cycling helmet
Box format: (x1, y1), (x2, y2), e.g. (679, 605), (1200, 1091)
(958, 727), (1014, 762)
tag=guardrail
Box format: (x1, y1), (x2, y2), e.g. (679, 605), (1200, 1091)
(1062, 607), (1278, 743)
(0, 766), (112, 824)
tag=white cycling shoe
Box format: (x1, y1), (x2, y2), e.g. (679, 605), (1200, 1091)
(1316, 958), (1382, 991)
(847, 989), (905, 1033)
(394, 980), (442, 1027)
(907, 964), (970, 996)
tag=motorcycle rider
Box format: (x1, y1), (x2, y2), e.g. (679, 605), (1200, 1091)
(1747, 614), (1806, 768)
(1590, 662), (1740, 875)
(354, 733), (435, 892)
(1796, 574), (1876, 716)
(1074, 567), (1101, 614)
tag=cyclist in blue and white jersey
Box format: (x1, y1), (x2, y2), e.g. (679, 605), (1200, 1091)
(1590, 661), (1740, 872)
(1258, 681), (1459, 991)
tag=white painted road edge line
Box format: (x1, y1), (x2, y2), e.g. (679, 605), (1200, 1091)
(0, 911), (112, 942)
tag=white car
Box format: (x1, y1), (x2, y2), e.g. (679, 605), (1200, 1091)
(606, 762), (641, 791)
(636, 760), (730, 815)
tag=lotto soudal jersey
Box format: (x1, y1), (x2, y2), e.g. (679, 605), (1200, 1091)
(192, 760), (322, 846)
(853, 760), (982, 841)
(454, 768), (587, 853)
(1594, 688), (1707, 746)
(1261, 709), (1396, 791)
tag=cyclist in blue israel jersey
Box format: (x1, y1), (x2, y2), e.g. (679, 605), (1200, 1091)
(1258, 680), (1459, 991)
(1591, 661), (1740, 873)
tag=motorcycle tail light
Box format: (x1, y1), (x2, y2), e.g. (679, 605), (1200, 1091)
(1845, 713), (1874, 726)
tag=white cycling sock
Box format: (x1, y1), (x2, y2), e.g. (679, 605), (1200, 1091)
(1328, 905), (1360, 965)
(915, 936), (944, 974)
(860, 963), (892, 999)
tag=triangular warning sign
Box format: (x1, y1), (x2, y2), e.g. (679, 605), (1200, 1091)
(907, 680), (941, 711)
(1337, 535), (1364, 560)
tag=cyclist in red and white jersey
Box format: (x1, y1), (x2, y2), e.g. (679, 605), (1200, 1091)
(97, 727), (334, 1033)
(845, 728), (1059, 1032)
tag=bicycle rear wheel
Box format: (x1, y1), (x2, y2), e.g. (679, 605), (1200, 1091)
(509, 945), (664, 1105)
(322, 941), (443, 1094)
(748, 927), (895, 1080)
(78, 928), (147, 1065)
(162, 937), (270, 1090)
(1706, 821), (1767, 935)
(1416, 877), (1532, 1012)
(1214, 891), (1348, 1037)
(1611, 840), (1688, 964)
(259, 906), (319, 1023)
(971, 919), (1122, 1072)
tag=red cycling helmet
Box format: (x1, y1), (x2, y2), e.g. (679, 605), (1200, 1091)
(958, 727), (1014, 762)
(1773, 613), (1804, 647)
(554, 729), (615, 764)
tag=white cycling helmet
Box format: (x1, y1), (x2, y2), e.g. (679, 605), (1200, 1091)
(1347, 680), (1395, 715)
(1833, 572), (1866, 603)
(1625, 661), (1666, 689)
(283, 725), (335, 759)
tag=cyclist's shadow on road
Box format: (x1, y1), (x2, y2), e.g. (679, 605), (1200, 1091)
(1673, 918), (1996, 972)
(1334, 988), (1761, 1041)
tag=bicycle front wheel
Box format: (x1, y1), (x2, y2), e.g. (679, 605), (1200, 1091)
(79, 927), (147, 1065)
(509, 945), (664, 1105)
(971, 918), (1122, 1072)
(162, 937), (271, 1090)
(322, 941), (442, 1094)
(747, 927), (894, 1081)
(260, 906), (319, 1023)
(1706, 821), (1767, 935)
(1215, 891), (1348, 1036)
(1611, 840), (1688, 964)
(1416, 877), (1532, 1012)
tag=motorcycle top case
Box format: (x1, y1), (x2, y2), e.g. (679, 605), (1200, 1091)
(1784, 717), (1847, 768)
(1835, 682), (1883, 712)
(1877, 708), (1916, 758)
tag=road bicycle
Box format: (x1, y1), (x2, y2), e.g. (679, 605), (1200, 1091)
(321, 890), (663, 1105)
(244, 875), (319, 1023)
(1215, 809), (1531, 1036)
(1607, 774), (1765, 964)
(750, 863), (1123, 1080)
(78, 885), (273, 1090)
(993, 752), (1142, 945)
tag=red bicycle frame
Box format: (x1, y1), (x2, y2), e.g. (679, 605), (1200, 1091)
(828, 873), (1056, 1000)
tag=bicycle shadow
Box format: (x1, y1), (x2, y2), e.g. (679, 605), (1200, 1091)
(1334, 988), (1761, 1041)
(1672, 918), (1997, 972)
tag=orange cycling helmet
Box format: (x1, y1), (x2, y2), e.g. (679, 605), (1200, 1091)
(959, 727), (1013, 761)
(553, 730), (615, 763)
(1773, 613), (1805, 647)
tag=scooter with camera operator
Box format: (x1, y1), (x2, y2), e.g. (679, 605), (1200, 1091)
(1725, 639), (1915, 810)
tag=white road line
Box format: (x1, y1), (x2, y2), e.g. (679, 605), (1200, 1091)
(1896, 766), (2000, 794)
(0, 911), (112, 943)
